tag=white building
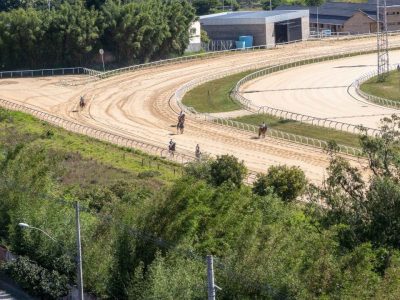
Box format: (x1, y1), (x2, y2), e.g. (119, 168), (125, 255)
(186, 21), (202, 52)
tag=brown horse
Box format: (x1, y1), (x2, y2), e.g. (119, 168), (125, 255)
(258, 126), (267, 138)
(168, 142), (176, 156)
(79, 97), (85, 109)
(176, 114), (185, 134)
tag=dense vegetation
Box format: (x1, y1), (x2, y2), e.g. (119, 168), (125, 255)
(1, 107), (400, 298)
(0, 0), (195, 70)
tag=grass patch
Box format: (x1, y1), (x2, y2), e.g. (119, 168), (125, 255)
(360, 70), (400, 102)
(182, 71), (252, 113)
(232, 114), (361, 148)
(0, 109), (182, 183)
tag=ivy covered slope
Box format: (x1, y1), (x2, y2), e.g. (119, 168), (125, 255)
(2, 107), (400, 299)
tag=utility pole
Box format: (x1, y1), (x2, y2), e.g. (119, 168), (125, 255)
(75, 202), (84, 300)
(377, 0), (389, 81)
(207, 255), (216, 300)
(47, 0), (50, 10)
(207, 256), (222, 300)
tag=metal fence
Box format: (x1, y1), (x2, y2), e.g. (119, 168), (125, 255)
(0, 67), (101, 79)
(231, 46), (400, 137)
(353, 64), (400, 109)
(0, 98), (192, 165)
(173, 44), (400, 155)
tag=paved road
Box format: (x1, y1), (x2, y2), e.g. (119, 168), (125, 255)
(241, 50), (400, 130)
(1, 36), (400, 184)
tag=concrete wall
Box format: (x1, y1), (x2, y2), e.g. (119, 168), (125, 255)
(266, 23), (275, 47)
(202, 24), (267, 46)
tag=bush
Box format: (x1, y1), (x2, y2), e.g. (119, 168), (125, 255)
(253, 165), (307, 202)
(209, 155), (247, 187)
(2, 256), (69, 299)
(138, 170), (161, 179)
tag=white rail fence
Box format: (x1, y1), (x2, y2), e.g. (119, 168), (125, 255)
(61, 30), (400, 86)
(174, 44), (400, 155)
(0, 98), (192, 165)
(231, 46), (400, 137)
(0, 67), (101, 79)
(353, 64), (400, 109)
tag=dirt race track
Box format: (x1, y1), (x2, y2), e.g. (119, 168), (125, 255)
(241, 50), (400, 130)
(1, 36), (400, 184)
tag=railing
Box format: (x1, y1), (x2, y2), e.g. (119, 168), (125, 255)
(0, 98), (192, 165)
(353, 64), (400, 109)
(309, 29), (400, 40)
(0, 67), (101, 79)
(173, 44), (400, 155)
(230, 46), (400, 137)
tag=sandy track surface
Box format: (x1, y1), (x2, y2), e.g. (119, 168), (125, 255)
(241, 50), (400, 130)
(1, 37), (399, 184)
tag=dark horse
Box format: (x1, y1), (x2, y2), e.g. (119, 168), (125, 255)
(258, 125), (267, 138)
(177, 114), (185, 134)
(79, 96), (85, 109)
(168, 141), (176, 156)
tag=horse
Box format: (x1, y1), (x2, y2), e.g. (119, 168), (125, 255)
(195, 149), (201, 160)
(177, 119), (184, 134)
(168, 142), (176, 156)
(79, 97), (85, 109)
(258, 126), (267, 138)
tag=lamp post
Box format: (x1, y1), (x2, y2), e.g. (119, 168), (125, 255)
(18, 202), (84, 300)
(99, 49), (105, 72)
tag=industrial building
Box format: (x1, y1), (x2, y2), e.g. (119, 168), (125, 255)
(276, 0), (400, 34)
(199, 10), (310, 48)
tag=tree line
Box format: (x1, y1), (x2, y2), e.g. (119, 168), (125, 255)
(0, 0), (195, 70)
(1, 107), (400, 298)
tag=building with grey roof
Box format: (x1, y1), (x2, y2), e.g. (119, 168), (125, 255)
(199, 10), (309, 48)
(276, 0), (400, 34)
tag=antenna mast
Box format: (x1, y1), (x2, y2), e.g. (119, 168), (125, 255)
(377, 0), (389, 80)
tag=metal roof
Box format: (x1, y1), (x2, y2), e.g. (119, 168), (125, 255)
(276, 0), (399, 25)
(199, 10), (309, 26)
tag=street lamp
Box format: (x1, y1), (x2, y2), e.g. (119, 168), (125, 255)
(18, 223), (57, 243)
(18, 202), (84, 300)
(99, 49), (105, 72)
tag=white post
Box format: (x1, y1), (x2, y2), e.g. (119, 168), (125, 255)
(207, 255), (215, 300)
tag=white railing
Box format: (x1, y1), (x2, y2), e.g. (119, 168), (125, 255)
(0, 97), (259, 184)
(173, 44), (400, 155)
(309, 29), (400, 40)
(231, 45), (400, 137)
(353, 64), (400, 109)
(60, 40), (309, 86)
(0, 67), (101, 79)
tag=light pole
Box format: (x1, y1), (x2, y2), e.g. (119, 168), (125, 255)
(18, 203), (84, 300)
(48, 0), (50, 10)
(99, 49), (105, 72)
(18, 223), (57, 243)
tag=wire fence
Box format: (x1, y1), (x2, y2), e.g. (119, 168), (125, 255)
(353, 64), (400, 109)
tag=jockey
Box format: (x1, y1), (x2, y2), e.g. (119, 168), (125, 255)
(260, 122), (266, 129)
(195, 144), (201, 159)
(169, 139), (176, 150)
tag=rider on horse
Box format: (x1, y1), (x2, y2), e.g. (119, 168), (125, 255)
(195, 144), (201, 159)
(258, 121), (268, 138)
(79, 96), (85, 108)
(169, 139), (176, 153)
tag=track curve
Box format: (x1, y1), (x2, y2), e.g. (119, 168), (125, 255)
(1, 37), (399, 184)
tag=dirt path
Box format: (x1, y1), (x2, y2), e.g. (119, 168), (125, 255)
(1, 37), (397, 184)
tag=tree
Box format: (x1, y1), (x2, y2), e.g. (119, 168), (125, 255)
(192, 0), (219, 15)
(209, 154), (247, 187)
(305, 0), (325, 6)
(261, 0), (281, 11)
(254, 165), (307, 202)
(2, 256), (69, 299)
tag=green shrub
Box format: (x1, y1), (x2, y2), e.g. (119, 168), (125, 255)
(2, 256), (69, 299)
(253, 165), (307, 202)
(209, 155), (247, 187)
